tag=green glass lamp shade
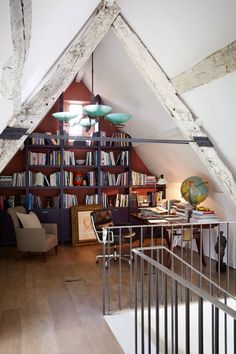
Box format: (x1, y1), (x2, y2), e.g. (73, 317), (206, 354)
(79, 117), (97, 127)
(83, 104), (112, 117)
(105, 113), (131, 124)
(52, 112), (78, 121)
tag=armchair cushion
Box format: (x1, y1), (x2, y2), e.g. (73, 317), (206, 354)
(16, 211), (42, 229)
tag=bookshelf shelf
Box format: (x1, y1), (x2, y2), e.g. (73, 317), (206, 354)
(29, 165), (61, 168)
(63, 165), (98, 169)
(0, 186), (26, 189)
(0, 115), (161, 243)
(63, 186), (98, 190)
(28, 145), (61, 149)
(29, 186), (60, 190)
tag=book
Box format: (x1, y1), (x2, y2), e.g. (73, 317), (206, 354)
(192, 210), (215, 215)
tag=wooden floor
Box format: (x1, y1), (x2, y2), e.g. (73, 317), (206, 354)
(0, 244), (124, 354)
(1, 243), (236, 354)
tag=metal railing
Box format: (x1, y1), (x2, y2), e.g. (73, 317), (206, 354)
(133, 246), (236, 353)
(100, 220), (236, 352)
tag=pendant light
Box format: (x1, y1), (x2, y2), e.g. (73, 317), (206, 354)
(81, 52), (132, 128)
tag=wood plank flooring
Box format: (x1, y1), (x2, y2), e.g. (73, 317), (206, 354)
(0, 244), (124, 354)
(1, 243), (236, 354)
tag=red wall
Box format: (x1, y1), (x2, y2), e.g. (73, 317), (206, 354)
(1, 80), (151, 176)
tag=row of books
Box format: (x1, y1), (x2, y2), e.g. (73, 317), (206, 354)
(0, 172), (26, 187)
(85, 194), (99, 205)
(101, 193), (129, 208)
(100, 151), (116, 166)
(29, 171), (60, 187)
(85, 151), (98, 166)
(109, 131), (130, 147)
(29, 151), (61, 165)
(0, 195), (16, 209)
(64, 151), (76, 165)
(27, 193), (60, 209)
(132, 171), (148, 185)
(30, 132), (60, 146)
(63, 194), (78, 208)
(100, 171), (129, 186)
(30, 131), (130, 147)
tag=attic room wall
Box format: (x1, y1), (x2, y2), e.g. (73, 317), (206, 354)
(0, 80), (152, 199)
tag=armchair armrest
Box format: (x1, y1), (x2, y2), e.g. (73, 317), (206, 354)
(16, 228), (46, 252)
(42, 223), (57, 234)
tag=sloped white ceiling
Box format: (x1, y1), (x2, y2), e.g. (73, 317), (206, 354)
(83, 30), (179, 139)
(183, 71), (236, 178)
(116, 0), (236, 78)
(21, 0), (100, 101)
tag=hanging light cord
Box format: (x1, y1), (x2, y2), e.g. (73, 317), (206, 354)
(91, 52), (94, 103)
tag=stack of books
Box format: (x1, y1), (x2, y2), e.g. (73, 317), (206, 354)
(146, 175), (156, 185)
(190, 209), (219, 223)
(0, 176), (12, 186)
(171, 201), (191, 217)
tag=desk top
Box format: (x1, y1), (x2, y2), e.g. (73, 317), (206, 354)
(131, 212), (218, 228)
(131, 212), (186, 225)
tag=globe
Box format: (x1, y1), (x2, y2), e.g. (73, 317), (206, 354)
(180, 176), (209, 206)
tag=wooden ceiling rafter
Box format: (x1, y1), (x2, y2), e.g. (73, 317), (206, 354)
(172, 40), (236, 94)
(0, 1), (120, 172)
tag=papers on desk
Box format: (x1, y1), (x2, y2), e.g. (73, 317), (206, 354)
(147, 219), (168, 224)
(164, 216), (185, 221)
(148, 206), (168, 214)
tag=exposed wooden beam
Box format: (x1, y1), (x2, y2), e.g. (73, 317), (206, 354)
(112, 14), (236, 207)
(0, 2), (120, 172)
(172, 40), (236, 93)
(1, 0), (32, 113)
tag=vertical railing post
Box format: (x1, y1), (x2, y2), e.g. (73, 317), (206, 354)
(174, 280), (178, 354)
(215, 307), (219, 354)
(134, 252), (138, 354)
(164, 273), (168, 354)
(156, 261), (160, 353)
(185, 288), (190, 354)
(141, 252), (145, 353)
(119, 227), (122, 310)
(148, 262), (151, 353)
(198, 296), (203, 354)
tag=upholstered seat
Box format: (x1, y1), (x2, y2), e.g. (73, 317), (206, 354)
(7, 206), (58, 258)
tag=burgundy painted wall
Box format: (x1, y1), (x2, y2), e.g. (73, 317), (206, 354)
(1, 80), (151, 176)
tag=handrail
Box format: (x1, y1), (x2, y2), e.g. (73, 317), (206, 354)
(133, 246), (236, 319)
(135, 245), (236, 302)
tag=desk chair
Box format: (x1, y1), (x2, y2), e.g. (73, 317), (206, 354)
(91, 209), (136, 267)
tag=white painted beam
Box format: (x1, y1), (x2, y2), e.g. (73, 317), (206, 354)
(0, 2), (120, 172)
(172, 40), (236, 93)
(1, 0), (32, 113)
(112, 15), (236, 207)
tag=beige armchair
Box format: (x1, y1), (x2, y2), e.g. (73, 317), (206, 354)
(7, 206), (58, 257)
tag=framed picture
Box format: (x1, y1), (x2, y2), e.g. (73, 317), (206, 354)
(71, 204), (102, 246)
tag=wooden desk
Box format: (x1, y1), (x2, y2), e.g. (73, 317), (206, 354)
(130, 212), (213, 266)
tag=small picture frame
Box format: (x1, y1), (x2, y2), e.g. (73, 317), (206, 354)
(71, 204), (102, 246)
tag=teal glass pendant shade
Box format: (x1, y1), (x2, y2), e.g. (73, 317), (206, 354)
(83, 104), (112, 117)
(79, 117), (97, 127)
(105, 113), (131, 124)
(52, 112), (79, 121)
